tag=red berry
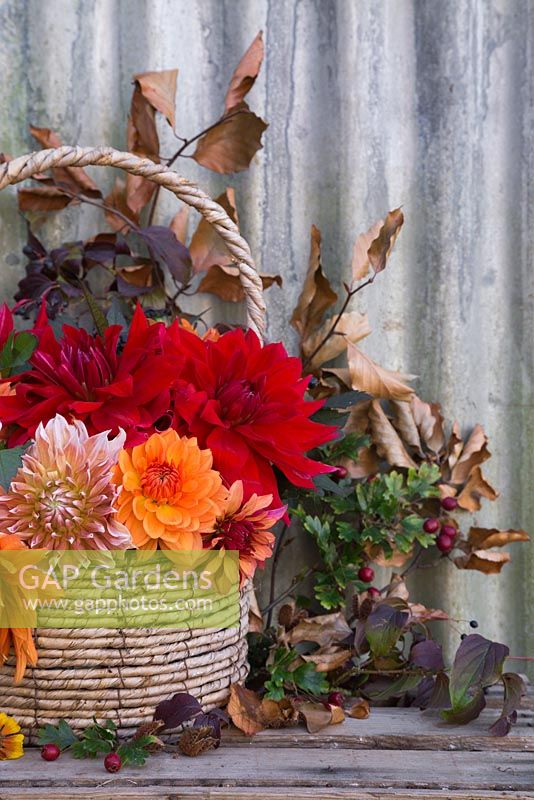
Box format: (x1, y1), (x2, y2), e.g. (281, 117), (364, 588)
(358, 566), (374, 583)
(334, 465), (348, 479)
(41, 743), (61, 762)
(423, 517), (440, 534)
(441, 496), (458, 511)
(367, 587), (380, 599)
(104, 752), (122, 773)
(367, 474), (378, 483)
(327, 691), (345, 707)
(436, 533), (453, 553)
(440, 523), (457, 539)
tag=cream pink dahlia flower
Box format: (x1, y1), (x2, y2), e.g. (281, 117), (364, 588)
(0, 415), (131, 550)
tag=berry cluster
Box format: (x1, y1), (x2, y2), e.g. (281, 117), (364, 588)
(423, 496), (459, 554)
(41, 744), (122, 773)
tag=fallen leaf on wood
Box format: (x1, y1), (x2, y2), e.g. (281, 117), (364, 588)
(260, 698), (299, 729)
(193, 103), (267, 174)
(225, 31), (264, 112)
(368, 400), (416, 468)
(294, 700), (333, 733)
(330, 706), (346, 725)
(351, 208), (404, 282)
(457, 466), (499, 511)
(348, 343), (415, 401)
(347, 698), (370, 719)
(227, 684), (265, 736)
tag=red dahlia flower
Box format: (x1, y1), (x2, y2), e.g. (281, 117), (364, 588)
(0, 306), (178, 447)
(164, 325), (336, 504)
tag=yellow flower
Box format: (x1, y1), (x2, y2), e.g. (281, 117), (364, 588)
(0, 712), (24, 760)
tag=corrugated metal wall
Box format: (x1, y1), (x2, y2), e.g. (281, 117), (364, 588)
(0, 0), (532, 666)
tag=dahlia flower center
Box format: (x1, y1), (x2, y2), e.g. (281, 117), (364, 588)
(216, 519), (254, 556)
(216, 380), (261, 426)
(35, 477), (87, 540)
(141, 461), (182, 501)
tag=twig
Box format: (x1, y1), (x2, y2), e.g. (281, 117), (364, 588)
(260, 566), (315, 617)
(266, 522), (290, 628)
(146, 108), (246, 227)
(55, 184), (140, 234)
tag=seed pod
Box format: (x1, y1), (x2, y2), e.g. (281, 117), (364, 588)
(178, 726), (218, 757)
(359, 597), (373, 621)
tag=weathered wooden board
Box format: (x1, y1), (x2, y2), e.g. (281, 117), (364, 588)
(1, 708), (533, 799)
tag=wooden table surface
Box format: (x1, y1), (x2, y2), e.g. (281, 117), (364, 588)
(1, 704), (533, 799)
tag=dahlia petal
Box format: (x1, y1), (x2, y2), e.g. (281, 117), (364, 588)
(143, 512), (165, 539)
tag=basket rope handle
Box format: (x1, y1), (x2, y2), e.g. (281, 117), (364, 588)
(0, 146), (267, 339)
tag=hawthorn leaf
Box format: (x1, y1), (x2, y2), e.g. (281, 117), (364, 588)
(348, 343), (415, 401)
(489, 673), (525, 737)
(193, 103), (267, 174)
(225, 31), (264, 112)
(37, 720), (78, 751)
(291, 225), (338, 343)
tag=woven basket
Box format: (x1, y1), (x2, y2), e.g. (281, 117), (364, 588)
(0, 146), (267, 738)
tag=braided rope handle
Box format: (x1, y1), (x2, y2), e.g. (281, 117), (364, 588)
(0, 146), (266, 339)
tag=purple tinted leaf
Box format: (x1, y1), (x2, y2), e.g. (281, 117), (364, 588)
(137, 226), (192, 283)
(441, 690), (486, 725)
(423, 672), (451, 711)
(115, 274), (153, 297)
(410, 640), (444, 672)
(489, 673), (525, 737)
(449, 634), (509, 711)
(193, 710), (227, 748)
(365, 602), (410, 658)
(153, 692), (202, 730)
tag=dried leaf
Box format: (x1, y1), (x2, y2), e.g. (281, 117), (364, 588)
(189, 189), (238, 273)
(225, 32), (264, 112)
(193, 103), (267, 174)
(29, 125), (101, 199)
(330, 705), (346, 725)
(347, 343), (415, 401)
(386, 575), (410, 601)
(18, 186), (72, 213)
(198, 264), (281, 302)
(170, 207), (189, 244)
(291, 225), (337, 342)
(489, 673), (525, 737)
(409, 603), (449, 623)
(450, 424), (491, 485)
(466, 527), (529, 550)
(134, 69), (178, 129)
(368, 400), (416, 468)
(227, 684), (264, 735)
(457, 466), (499, 512)
(347, 698), (370, 719)
(390, 401), (423, 454)
(104, 177), (139, 231)
(248, 589), (263, 633)
(288, 612), (351, 648)
(410, 396), (445, 453)
(178, 725), (218, 757)
(455, 550), (511, 574)
(259, 698), (299, 729)
(303, 311), (371, 371)
(351, 209), (404, 282)
(301, 647), (352, 673)
(295, 700), (332, 733)
(116, 262), (153, 292)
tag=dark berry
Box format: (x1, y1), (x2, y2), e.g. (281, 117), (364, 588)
(441, 496), (458, 511)
(461, 633), (467, 640)
(327, 691), (345, 708)
(440, 523), (458, 539)
(104, 752), (122, 773)
(358, 566), (375, 583)
(367, 587), (380, 599)
(436, 533), (453, 553)
(334, 465), (348, 480)
(41, 743), (61, 762)
(423, 518), (440, 534)
(469, 620), (479, 629)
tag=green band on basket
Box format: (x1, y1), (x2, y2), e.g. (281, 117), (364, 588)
(0, 550), (240, 629)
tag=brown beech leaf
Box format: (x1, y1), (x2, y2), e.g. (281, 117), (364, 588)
(248, 589), (263, 634)
(351, 208), (404, 282)
(199, 264), (282, 302)
(450, 424), (491, 485)
(367, 544), (412, 568)
(193, 103), (267, 174)
(455, 550), (511, 574)
(225, 32), (264, 112)
(291, 225), (338, 343)
(190, 189), (238, 273)
(170, 207), (189, 244)
(134, 69), (178, 129)
(409, 603), (450, 623)
(302, 647), (352, 673)
(104, 177), (139, 231)
(227, 684), (264, 735)
(295, 700), (333, 734)
(330, 706), (346, 725)
(288, 612), (351, 648)
(303, 311), (371, 372)
(465, 527), (529, 550)
(18, 186), (73, 213)
(457, 466), (499, 512)
(368, 400), (416, 469)
(116, 262), (153, 290)
(391, 401), (423, 454)
(410, 395), (445, 453)
(386, 576), (410, 601)
(446, 421), (464, 471)
(347, 698), (370, 719)
(347, 343), (415, 401)
(29, 125), (102, 199)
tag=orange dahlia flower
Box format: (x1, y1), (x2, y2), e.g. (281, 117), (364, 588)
(114, 429), (228, 550)
(209, 481), (285, 586)
(0, 712), (24, 760)
(0, 533), (38, 684)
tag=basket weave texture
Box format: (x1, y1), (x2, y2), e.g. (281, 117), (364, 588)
(0, 146), (265, 735)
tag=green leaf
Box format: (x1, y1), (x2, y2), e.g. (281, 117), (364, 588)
(71, 718), (117, 759)
(118, 735), (158, 767)
(292, 662), (329, 696)
(0, 446), (26, 488)
(365, 603), (409, 658)
(322, 391), (369, 409)
(365, 671), (423, 701)
(12, 332), (38, 365)
(37, 720), (78, 751)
